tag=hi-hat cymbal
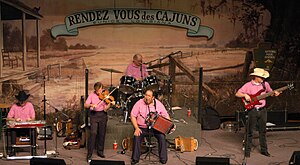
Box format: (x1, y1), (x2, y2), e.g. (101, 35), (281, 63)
(100, 68), (123, 73)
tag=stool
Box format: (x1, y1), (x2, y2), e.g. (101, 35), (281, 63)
(141, 130), (159, 163)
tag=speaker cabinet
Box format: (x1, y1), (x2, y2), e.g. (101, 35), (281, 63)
(90, 160), (125, 165)
(289, 151), (300, 165)
(30, 158), (66, 165)
(196, 157), (230, 165)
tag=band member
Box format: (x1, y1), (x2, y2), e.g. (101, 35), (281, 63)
(125, 54), (149, 81)
(84, 82), (114, 161)
(235, 68), (280, 157)
(7, 90), (35, 156)
(130, 89), (171, 165)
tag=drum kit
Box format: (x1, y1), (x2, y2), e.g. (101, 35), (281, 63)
(100, 67), (171, 123)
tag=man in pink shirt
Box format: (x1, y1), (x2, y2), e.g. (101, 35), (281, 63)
(236, 68), (280, 158)
(84, 82), (114, 162)
(7, 91), (35, 122)
(7, 90), (35, 156)
(125, 54), (149, 81)
(130, 89), (171, 165)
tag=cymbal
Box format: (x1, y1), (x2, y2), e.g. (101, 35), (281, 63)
(100, 68), (123, 73)
(147, 62), (169, 69)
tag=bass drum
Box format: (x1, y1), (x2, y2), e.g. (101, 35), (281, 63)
(125, 92), (144, 113)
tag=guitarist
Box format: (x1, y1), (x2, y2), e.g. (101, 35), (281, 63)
(235, 68), (280, 158)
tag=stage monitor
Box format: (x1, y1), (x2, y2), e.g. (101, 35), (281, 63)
(30, 158), (66, 165)
(289, 151), (300, 165)
(196, 156), (230, 165)
(90, 160), (125, 165)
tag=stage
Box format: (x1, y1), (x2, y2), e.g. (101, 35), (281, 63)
(1, 108), (300, 165)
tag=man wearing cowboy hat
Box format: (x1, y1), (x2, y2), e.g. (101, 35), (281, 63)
(236, 68), (280, 158)
(7, 90), (35, 156)
(7, 90), (35, 122)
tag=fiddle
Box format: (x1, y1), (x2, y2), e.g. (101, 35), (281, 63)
(98, 90), (115, 105)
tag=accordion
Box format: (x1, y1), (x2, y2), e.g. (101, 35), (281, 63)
(175, 136), (198, 152)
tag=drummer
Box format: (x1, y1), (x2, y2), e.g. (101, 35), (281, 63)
(125, 54), (149, 81)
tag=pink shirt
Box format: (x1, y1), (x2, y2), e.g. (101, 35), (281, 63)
(131, 99), (169, 128)
(85, 92), (107, 111)
(7, 102), (35, 121)
(125, 63), (149, 79)
(238, 80), (273, 108)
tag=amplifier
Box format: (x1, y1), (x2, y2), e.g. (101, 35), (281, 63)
(37, 126), (53, 140)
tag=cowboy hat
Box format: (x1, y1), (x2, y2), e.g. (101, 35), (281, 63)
(250, 68), (269, 79)
(15, 90), (30, 101)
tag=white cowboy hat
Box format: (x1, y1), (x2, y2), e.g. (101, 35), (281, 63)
(250, 68), (269, 79)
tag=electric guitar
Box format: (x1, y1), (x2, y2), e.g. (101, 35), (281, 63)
(242, 83), (294, 111)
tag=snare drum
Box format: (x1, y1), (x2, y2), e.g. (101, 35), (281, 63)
(120, 76), (136, 94)
(143, 75), (159, 91)
(134, 81), (144, 92)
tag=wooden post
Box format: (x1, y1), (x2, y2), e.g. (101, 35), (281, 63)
(36, 19), (40, 68)
(242, 51), (253, 81)
(22, 12), (27, 71)
(198, 67), (203, 123)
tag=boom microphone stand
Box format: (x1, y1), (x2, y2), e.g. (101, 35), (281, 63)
(46, 101), (70, 156)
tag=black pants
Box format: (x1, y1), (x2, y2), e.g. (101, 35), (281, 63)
(87, 111), (108, 155)
(245, 108), (268, 153)
(132, 128), (168, 162)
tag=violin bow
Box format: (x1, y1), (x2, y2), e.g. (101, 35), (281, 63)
(97, 86), (119, 105)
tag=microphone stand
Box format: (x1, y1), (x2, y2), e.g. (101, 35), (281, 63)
(140, 63), (144, 88)
(42, 76), (47, 155)
(46, 101), (69, 157)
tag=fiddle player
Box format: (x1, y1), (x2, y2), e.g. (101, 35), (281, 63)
(125, 54), (149, 81)
(84, 82), (115, 162)
(130, 89), (172, 165)
(7, 90), (35, 156)
(235, 68), (280, 157)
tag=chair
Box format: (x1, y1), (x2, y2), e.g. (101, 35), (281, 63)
(1, 49), (18, 68)
(2, 49), (10, 67)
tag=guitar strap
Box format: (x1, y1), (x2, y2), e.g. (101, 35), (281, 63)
(262, 81), (266, 91)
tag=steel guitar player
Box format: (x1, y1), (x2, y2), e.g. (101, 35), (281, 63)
(6, 90), (39, 156)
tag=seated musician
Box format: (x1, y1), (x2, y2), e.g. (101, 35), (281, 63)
(125, 54), (149, 81)
(6, 90), (35, 156)
(130, 89), (172, 165)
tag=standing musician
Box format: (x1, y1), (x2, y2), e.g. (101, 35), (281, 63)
(125, 54), (149, 81)
(130, 89), (171, 165)
(235, 68), (280, 157)
(7, 90), (35, 156)
(84, 82), (115, 162)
